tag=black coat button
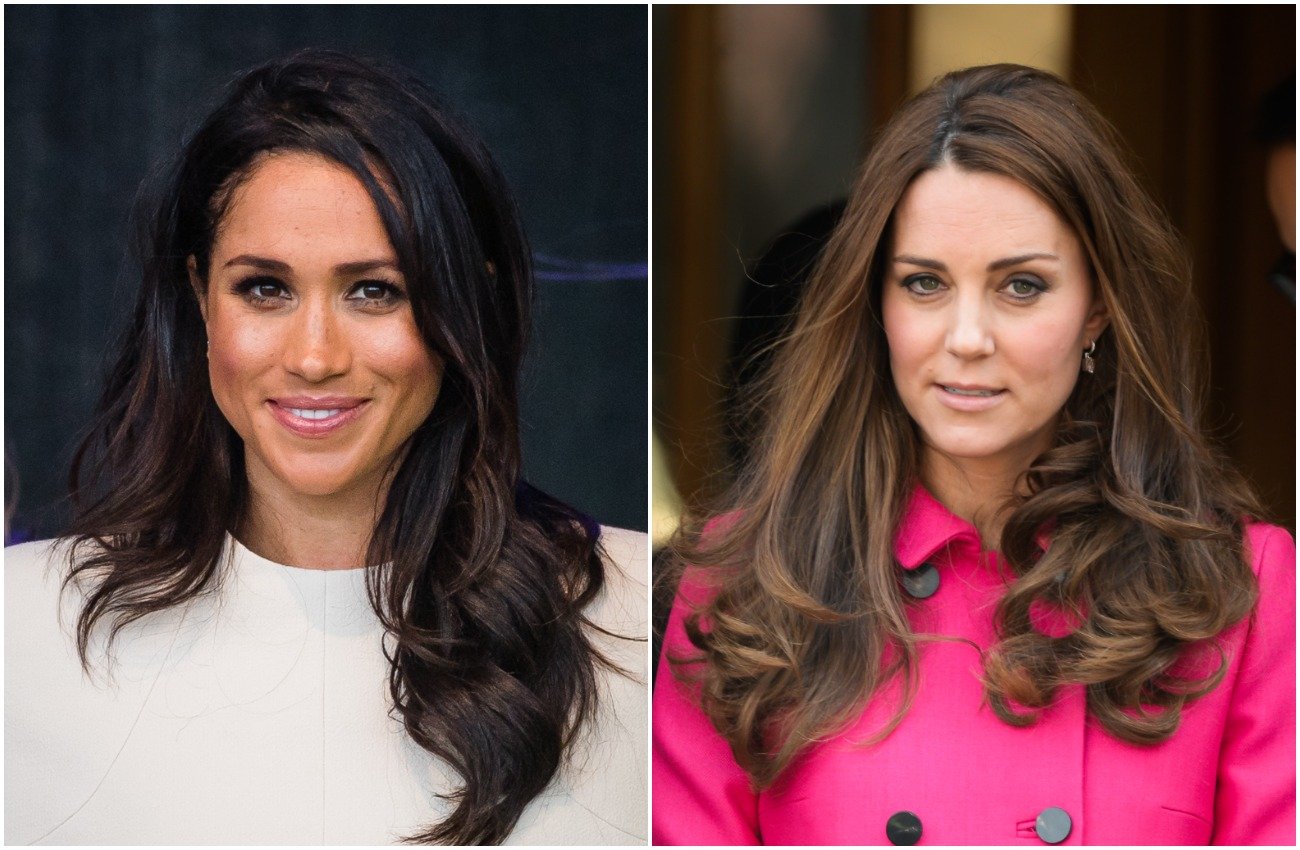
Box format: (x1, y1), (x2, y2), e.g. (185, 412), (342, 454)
(1035, 807), (1072, 844)
(885, 810), (922, 845)
(900, 562), (940, 599)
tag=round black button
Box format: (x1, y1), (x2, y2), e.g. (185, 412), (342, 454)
(900, 562), (940, 599)
(885, 810), (922, 845)
(1035, 807), (1072, 844)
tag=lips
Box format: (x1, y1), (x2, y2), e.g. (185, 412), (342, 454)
(934, 383), (1006, 411)
(939, 384), (1002, 397)
(266, 396), (369, 437)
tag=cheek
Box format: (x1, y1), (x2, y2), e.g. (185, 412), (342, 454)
(882, 301), (937, 379)
(1005, 315), (1087, 403)
(206, 318), (278, 418)
(364, 324), (443, 409)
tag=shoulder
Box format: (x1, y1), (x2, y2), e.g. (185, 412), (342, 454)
(5, 537), (80, 640)
(1243, 521), (1295, 580)
(1239, 522), (1296, 628)
(6, 536), (72, 586)
(702, 509), (743, 539)
(668, 511), (745, 613)
(5, 538), (135, 844)
(1203, 523), (1296, 844)
(670, 509), (745, 598)
(541, 525), (647, 844)
(1208, 522), (1297, 705)
(1239, 521), (1295, 637)
(588, 524), (648, 685)
(5, 536), (117, 689)
(592, 525), (648, 636)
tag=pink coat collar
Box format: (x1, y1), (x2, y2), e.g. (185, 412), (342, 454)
(893, 483), (976, 570)
(893, 482), (1053, 570)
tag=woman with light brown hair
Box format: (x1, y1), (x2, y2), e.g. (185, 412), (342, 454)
(653, 64), (1294, 845)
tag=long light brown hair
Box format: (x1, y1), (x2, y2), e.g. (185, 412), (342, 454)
(667, 64), (1264, 790)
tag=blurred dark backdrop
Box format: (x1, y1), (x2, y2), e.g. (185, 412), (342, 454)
(5, 5), (648, 540)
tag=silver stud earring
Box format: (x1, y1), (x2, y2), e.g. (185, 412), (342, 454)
(1082, 340), (1096, 374)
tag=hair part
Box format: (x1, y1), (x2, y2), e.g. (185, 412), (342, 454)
(668, 64), (1263, 789)
(66, 48), (617, 845)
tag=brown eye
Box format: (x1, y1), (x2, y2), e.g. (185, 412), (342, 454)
(235, 276), (289, 302)
(347, 280), (404, 306)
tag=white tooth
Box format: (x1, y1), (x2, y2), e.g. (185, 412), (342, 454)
(288, 408), (342, 420)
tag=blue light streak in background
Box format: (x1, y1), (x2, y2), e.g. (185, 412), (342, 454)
(533, 252), (646, 282)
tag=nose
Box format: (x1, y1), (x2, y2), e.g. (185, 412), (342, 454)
(282, 298), (350, 382)
(945, 290), (995, 360)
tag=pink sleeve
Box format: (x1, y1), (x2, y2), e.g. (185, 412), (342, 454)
(1211, 524), (1296, 845)
(652, 571), (761, 845)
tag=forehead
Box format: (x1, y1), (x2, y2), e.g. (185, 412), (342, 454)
(212, 151), (396, 263)
(891, 164), (1079, 256)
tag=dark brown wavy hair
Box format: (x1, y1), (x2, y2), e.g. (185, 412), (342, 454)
(668, 64), (1265, 789)
(65, 49), (617, 845)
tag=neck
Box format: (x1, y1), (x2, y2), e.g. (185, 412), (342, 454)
(238, 460), (387, 570)
(920, 451), (1032, 548)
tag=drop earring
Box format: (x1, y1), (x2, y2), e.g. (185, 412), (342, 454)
(1082, 340), (1096, 374)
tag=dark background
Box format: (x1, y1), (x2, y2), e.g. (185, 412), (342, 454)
(5, 5), (648, 540)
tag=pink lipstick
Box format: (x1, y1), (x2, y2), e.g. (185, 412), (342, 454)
(266, 396), (369, 437)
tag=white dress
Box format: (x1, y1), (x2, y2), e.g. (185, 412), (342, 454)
(4, 527), (648, 845)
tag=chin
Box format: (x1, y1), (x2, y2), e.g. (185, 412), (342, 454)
(934, 443), (1010, 462)
(277, 472), (358, 498)
(303, 480), (358, 499)
(926, 424), (1058, 469)
(922, 429), (1018, 463)
(264, 452), (372, 499)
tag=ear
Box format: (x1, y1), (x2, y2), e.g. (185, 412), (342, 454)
(1083, 293), (1110, 347)
(187, 255), (208, 323)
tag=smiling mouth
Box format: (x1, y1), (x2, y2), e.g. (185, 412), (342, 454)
(267, 399), (369, 436)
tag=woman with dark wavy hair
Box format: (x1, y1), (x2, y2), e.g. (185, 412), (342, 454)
(6, 50), (645, 845)
(654, 64), (1294, 845)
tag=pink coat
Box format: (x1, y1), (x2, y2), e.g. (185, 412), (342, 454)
(653, 486), (1296, 845)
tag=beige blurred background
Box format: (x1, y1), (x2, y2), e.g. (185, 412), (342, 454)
(652, 4), (1296, 547)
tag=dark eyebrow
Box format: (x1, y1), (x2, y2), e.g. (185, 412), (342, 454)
(892, 252), (1060, 273)
(223, 255), (400, 275)
(987, 252), (1059, 271)
(893, 255), (948, 272)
